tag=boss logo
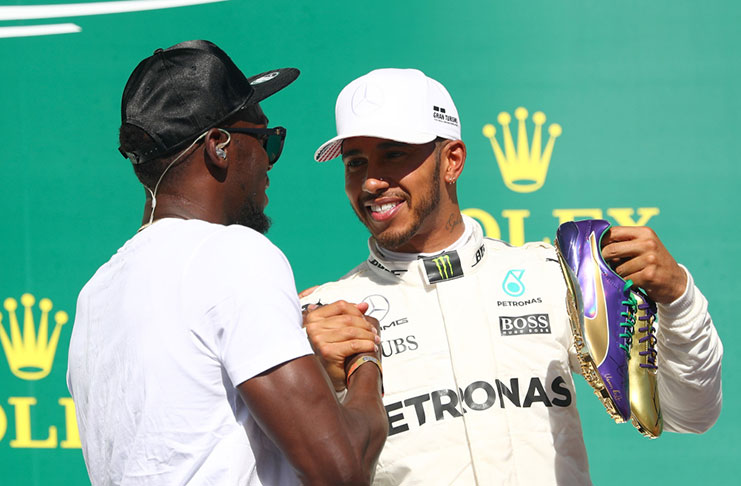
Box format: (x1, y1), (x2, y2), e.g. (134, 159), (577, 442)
(499, 313), (551, 336)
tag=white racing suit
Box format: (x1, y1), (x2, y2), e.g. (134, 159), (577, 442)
(300, 216), (722, 485)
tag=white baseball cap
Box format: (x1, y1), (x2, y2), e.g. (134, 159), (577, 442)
(314, 68), (461, 162)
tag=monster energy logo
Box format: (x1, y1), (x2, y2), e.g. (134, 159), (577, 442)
(423, 251), (463, 284)
(433, 255), (453, 279)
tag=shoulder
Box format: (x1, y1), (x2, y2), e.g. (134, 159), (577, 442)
(299, 260), (371, 305)
(197, 224), (288, 264)
(203, 224), (282, 254)
(182, 224), (294, 291)
(484, 237), (557, 257)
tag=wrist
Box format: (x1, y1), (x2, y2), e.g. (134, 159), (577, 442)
(345, 354), (384, 396)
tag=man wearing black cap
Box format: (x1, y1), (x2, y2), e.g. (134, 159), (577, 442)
(67, 40), (387, 486)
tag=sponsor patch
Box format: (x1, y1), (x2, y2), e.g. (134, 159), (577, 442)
(362, 294), (390, 322)
(496, 297), (543, 307)
(499, 313), (551, 336)
(473, 244), (486, 267)
(423, 251), (463, 283)
(432, 105), (459, 126)
(502, 269), (526, 297)
(385, 375), (572, 436)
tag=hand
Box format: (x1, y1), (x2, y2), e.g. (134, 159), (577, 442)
(299, 285), (319, 299)
(601, 226), (687, 304)
(303, 300), (380, 391)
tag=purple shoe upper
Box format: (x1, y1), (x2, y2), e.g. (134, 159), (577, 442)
(556, 219), (634, 422)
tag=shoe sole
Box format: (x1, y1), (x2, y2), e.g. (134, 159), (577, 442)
(555, 239), (627, 424)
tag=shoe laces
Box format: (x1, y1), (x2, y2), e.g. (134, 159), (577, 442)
(619, 280), (637, 357)
(637, 297), (658, 370)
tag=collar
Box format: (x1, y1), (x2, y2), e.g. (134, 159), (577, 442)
(365, 215), (488, 286)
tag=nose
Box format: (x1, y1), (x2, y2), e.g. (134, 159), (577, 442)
(362, 175), (389, 194)
(362, 161), (390, 194)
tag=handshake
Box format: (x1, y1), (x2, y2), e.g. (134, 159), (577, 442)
(302, 299), (383, 395)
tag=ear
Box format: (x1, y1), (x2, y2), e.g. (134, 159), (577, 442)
(441, 140), (466, 184)
(204, 128), (230, 169)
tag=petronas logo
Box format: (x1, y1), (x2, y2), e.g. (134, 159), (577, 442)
(502, 269), (526, 297)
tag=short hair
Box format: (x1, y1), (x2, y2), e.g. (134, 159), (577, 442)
(119, 124), (180, 189)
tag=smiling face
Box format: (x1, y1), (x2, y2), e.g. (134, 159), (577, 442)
(343, 136), (460, 253)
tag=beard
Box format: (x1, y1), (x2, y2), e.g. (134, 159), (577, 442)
(355, 151), (441, 251)
(236, 197), (271, 234)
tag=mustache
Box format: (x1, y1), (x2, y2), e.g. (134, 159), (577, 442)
(360, 190), (406, 205)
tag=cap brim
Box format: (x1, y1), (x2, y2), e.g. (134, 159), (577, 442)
(247, 68), (300, 105)
(314, 129), (437, 162)
(314, 136), (344, 162)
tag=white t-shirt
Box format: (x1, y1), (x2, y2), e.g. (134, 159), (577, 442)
(67, 219), (312, 486)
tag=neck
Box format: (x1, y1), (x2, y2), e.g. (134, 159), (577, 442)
(140, 194), (220, 227)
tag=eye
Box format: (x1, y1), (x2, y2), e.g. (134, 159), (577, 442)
(384, 150), (407, 160)
(343, 157), (367, 170)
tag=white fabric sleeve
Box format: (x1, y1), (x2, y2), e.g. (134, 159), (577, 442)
(656, 265), (723, 434)
(205, 229), (313, 388)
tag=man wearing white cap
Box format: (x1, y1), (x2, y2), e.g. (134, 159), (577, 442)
(300, 68), (722, 485)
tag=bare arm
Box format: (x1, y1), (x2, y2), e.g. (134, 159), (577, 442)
(238, 337), (386, 485)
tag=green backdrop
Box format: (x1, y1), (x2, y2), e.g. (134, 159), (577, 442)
(1, 1), (738, 484)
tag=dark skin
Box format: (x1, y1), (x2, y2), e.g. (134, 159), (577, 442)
(304, 136), (689, 387)
(140, 119), (271, 226)
(146, 117), (387, 485)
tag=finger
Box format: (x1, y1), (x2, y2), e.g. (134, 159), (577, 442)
(298, 285), (320, 298)
(311, 300), (366, 318)
(611, 253), (655, 283)
(601, 226), (650, 245)
(317, 340), (379, 361)
(601, 227), (633, 248)
(363, 314), (380, 333)
(305, 314), (378, 335)
(300, 303), (320, 323)
(313, 326), (380, 345)
(601, 238), (652, 262)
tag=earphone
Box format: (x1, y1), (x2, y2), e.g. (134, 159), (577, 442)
(137, 128), (234, 233)
(215, 129), (231, 159)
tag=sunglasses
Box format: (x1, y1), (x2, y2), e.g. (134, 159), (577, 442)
(224, 127), (287, 165)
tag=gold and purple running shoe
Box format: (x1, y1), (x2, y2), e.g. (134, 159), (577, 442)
(629, 288), (663, 438)
(555, 219), (636, 423)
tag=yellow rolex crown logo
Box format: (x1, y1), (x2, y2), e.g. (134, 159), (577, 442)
(482, 107), (562, 193)
(0, 293), (68, 381)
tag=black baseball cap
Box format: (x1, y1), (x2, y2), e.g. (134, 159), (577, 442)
(119, 39), (299, 164)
